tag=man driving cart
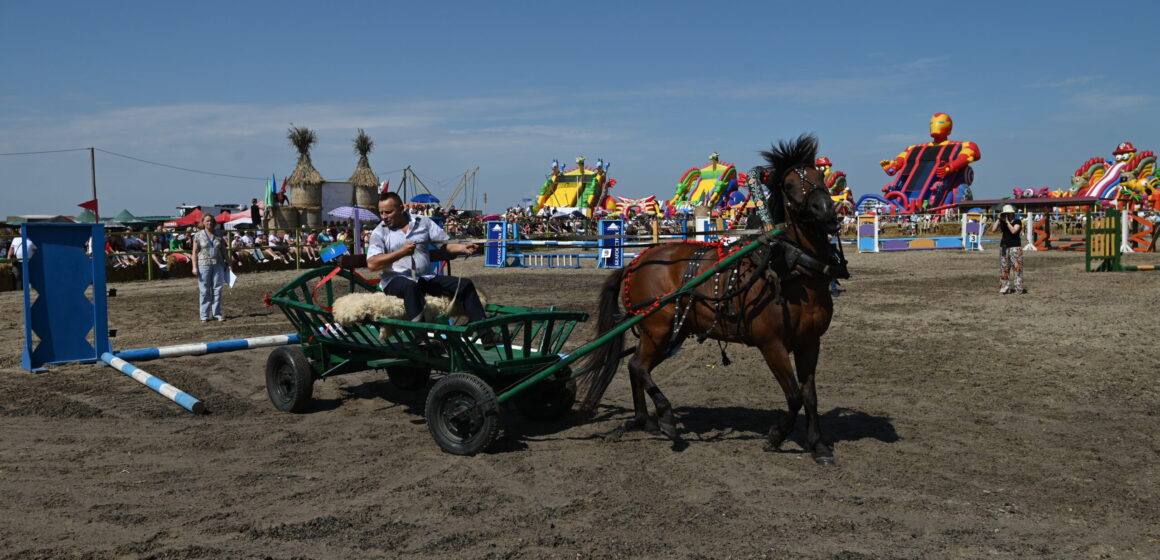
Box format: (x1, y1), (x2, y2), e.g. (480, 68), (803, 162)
(363, 192), (500, 348)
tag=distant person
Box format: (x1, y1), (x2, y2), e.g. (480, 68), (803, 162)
(191, 214), (230, 321)
(0, 229), (11, 261)
(167, 229), (192, 266)
(7, 231), (35, 289)
(250, 198), (261, 229)
(991, 204), (1026, 294)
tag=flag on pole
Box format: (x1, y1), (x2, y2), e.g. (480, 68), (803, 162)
(78, 199), (99, 220)
(265, 174), (276, 208)
(380, 179), (390, 194)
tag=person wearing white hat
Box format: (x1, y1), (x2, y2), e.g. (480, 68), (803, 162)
(990, 203), (1026, 294)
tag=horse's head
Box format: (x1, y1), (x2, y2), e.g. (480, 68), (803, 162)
(761, 134), (839, 235)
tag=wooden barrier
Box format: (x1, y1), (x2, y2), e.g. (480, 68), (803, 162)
(1032, 211), (1155, 253)
(1121, 212), (1156, 253)
(1085, 210), (1159, 272)
(1032, 215), (1086, 251)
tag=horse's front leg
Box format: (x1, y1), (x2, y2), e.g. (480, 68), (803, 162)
(795, 340), (834, 466)
(758, 341), (801, 451)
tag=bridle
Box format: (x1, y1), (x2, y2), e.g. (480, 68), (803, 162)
(781, 166), (832, 226)
(773, 166), (848, 281)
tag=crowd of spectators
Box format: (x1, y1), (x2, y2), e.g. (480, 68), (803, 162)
(0, 203), (759, 284)
(24, 203), (1152, 285)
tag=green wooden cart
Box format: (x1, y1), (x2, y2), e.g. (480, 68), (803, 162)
(265, 267), (588, 455)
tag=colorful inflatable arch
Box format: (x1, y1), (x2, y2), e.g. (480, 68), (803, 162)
(533, 156), (618, 215)
(614, 195), (661, 217)
(1070, 142), (1159, 210)
(877, 113), (981, 213)
(666, 152), (742, 214)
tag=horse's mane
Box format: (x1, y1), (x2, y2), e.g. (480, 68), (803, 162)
(760, 134), (819, 189)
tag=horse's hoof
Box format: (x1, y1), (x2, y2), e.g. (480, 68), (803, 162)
(812, 454), (837, 467)
(659, 421), (678, 439)
(618, 417), (658, 434)
(628, 417), (661, 434)
(766, 432), (786, 450)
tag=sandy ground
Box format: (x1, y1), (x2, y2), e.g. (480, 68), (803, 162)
(1, 246), (1159, 559)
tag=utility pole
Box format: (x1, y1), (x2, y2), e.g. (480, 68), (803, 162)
(401, 166), (411, 203)
(89, 147), (98, 219)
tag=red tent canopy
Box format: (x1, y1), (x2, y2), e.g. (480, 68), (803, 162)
(162, 209), (250, 228)
(163, 209), (204, 228)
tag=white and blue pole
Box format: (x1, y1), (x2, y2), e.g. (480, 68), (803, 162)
(114, 334), (299, 362)
(100, 352), (205, 414)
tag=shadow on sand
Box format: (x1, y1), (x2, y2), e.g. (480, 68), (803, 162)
(293, 377), (900, 456)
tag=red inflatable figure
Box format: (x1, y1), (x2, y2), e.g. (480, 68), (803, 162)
(879, 113), (981, 212)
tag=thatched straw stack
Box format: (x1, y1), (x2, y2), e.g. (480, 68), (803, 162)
(286, 125), (325, 227)
(349, 129), (380, 210)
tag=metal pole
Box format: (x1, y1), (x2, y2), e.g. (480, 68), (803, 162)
(90, 147), (98, 219)
(402, 166), (410, 203)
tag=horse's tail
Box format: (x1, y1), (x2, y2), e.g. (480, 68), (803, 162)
(574, 266), (630, 414)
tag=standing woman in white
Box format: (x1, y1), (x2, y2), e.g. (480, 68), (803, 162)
(191, 214), (230, 321)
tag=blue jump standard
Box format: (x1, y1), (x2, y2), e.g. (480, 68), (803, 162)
(114, 334), (300, 362)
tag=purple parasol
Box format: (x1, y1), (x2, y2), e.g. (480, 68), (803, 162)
(328, 206), (380, 254)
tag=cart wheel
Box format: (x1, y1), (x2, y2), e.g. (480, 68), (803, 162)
(425, 374), (500, 455)
(266, 346), (315, 413)
(513, 377), (576, 421)
(387, 367), (430, 390)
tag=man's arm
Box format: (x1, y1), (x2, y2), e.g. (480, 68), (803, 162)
(367, 242), (416, 271)
(430, 243), (479, 262)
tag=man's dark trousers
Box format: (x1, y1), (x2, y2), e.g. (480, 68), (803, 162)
(382, 276), (485, 322)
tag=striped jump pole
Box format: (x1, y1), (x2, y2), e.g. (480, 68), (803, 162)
(113, 334), (299, 362)
(99, 352), (205, 414)
(512, 240), (598, 247)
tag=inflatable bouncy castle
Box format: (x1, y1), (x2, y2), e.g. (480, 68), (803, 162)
(1070, 142), (1159, 210)
(533, 156), (618, 215)
(815, 156), (855, 215)
(666, 152), (744, 214)
(614, 195), (661, 217)
(858, 113), (981, 213)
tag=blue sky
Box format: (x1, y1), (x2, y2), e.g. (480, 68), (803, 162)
(2, 0), (1158, 217)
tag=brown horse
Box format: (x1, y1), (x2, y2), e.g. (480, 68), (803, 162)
(574, 134), (846, 465)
